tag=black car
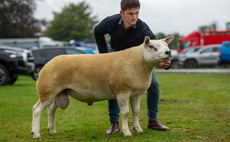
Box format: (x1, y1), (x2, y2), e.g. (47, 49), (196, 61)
(31, 47), (87, 80)
(0, 46), (34, 85)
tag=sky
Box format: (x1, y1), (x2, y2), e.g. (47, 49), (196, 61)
(34, 0), (230, 36)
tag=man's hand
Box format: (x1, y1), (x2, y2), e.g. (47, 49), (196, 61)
(158, 61), (171, 69)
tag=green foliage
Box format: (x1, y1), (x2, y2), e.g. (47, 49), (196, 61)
(198, 21), (218, 32)
(0, 73), (230, 141)
(0, 0), (47, 38)
(43, 2), (98, 41)
(156, 32), (180, 50)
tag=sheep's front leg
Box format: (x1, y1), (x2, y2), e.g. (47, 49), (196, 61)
(130, 95), (143, 133)
(117, 94), (132, 136)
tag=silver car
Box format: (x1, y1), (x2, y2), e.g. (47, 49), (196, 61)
(178, 44), (221, 68)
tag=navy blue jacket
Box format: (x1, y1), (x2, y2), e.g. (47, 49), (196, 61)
(94, 14), (156, 53)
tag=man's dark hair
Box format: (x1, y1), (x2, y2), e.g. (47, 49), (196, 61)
(120, 0), (140, 11)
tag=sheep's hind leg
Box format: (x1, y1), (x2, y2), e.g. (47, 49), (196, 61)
(47, 99), (58, 135)
(32, 99), (53, 138)
(47, 90), (70, 134)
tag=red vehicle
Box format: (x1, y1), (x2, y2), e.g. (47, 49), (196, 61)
(177, 30), (230, 53)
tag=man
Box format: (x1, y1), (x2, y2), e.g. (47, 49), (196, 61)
(94, 0), (170, 135)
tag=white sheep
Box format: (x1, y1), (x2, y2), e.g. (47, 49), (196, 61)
(31, 36), (174, 138)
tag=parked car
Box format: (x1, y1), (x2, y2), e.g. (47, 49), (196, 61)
(170, 55), (179, 68)
(31, 47), (88, 80)
(219, 41), (230, 67)
(75, 47), (97, 54)
(167, 50), (178, 69)
(178, 44), (221, 68)
(170, 48), (199, 68)
(0, 46), (34, 85)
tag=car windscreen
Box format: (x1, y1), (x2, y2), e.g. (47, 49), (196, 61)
(40, 49), (65, 58)
(182, 48), (200, 54)
(65, 49), (86, 55)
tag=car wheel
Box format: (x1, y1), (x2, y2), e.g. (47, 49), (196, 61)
(32, 66), (43, 80)
(0, 64), (10, 86)
(8, 75), (18, 85)
(185, 60), (197, 69)
(170, 60), (179, 69)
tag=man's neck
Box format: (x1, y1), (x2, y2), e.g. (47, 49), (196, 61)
(122, 19), (132, 30)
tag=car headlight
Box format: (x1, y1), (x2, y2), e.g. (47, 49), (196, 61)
(179, 56), (186, 61)
(8, 52), (23, 58)
(4, 50), (23, 57)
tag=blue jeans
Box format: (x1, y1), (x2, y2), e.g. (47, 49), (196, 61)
(108, 47), (159, 122)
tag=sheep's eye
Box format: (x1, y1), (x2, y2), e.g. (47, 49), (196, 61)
(149, 45), (157, 51)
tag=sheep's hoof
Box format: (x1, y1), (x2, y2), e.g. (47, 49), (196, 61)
(122, 130), (132, 136)
(32, 132), (41, 139)
(87, 102), (93, 106)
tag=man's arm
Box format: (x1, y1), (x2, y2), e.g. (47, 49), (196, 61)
(94, 20), (109, 53)
(143, 29), (157, 40)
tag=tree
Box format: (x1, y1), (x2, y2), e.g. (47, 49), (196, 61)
(0, 0), (47, 38)
(198, 21), (218, 32)
(43, 2), (98, 41)
(156, 32), (166, 40)
(156, 32), (180, 50)
(226, 22), (230, 30)
(169, 33), (180, 50)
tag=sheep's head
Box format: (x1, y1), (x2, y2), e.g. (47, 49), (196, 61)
(143, 36), (174, 64)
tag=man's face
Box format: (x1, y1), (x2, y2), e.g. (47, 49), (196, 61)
(120, 7), (140, 29)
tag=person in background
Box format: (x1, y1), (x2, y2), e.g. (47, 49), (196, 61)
(94, 0), (171, 134)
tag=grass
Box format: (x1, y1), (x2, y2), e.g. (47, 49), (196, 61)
(0, 73), (230, 142)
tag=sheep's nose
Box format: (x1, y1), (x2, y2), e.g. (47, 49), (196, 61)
(165, 50), (171, 55)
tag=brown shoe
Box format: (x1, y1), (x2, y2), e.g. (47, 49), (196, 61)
(147, 120), (170, 131)
(106, 121), (120, 134)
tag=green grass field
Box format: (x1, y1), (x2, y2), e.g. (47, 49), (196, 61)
(0, 73), (230, 142)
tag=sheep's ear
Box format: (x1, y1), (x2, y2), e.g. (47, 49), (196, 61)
(162, 36), (174, 44)
(144, 36), (150, 45)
